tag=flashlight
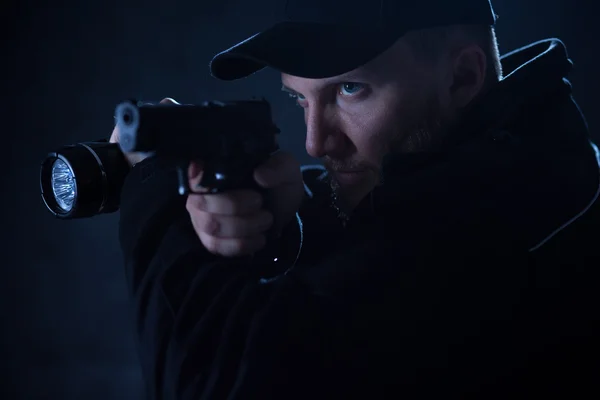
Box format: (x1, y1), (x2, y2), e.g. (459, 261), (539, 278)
(40, 141), (130, 219)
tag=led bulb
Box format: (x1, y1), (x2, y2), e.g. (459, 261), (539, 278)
(50, 159), (77, 212)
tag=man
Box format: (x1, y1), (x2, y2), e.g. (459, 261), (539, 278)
(112, 0), (600, 398)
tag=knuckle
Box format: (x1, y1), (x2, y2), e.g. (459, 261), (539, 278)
(214, 190), (262, 215)
(202, 214), (221, 236)
(200, 193), (231, 214)
(219, 193), (243, 215)
(204, 235), (266, 257)
(197, 223), (267, 256)
(228, 239), (246, 255)
(189, 207), (222, 236)
(186, 193), (206, 212)
(186, 196), (194, 213)
(223, 196), (238, 214)
(199, 232), (220, 254)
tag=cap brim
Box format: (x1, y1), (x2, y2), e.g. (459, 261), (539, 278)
(209, 21), (399, 81)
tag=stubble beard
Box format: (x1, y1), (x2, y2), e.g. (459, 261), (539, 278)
(327, 94), (447, 223)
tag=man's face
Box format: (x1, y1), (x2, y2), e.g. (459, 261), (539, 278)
(281, 39), (454, 214)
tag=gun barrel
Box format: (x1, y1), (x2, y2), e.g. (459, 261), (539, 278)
(115, 100), (144, 152)
(114, 99), (280, 160)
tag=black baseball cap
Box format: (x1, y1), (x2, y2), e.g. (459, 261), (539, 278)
(209, 0), (497, 81)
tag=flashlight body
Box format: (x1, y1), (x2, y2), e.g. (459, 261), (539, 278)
(115, 99), (280, 194)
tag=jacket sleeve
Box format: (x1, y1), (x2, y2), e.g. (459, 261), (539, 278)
(118, 158), (547, 399)
(118, 157), (336, 400)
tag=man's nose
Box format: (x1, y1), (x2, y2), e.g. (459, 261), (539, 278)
(304, 107), (345, 159)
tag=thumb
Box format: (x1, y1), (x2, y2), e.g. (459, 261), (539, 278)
(109, 125), (120, 144)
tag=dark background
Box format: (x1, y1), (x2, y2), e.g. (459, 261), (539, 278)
(3, 0), (598, 399)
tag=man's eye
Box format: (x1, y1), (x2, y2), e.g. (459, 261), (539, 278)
(287, 92), (307, 107)
(288, 92), (306, 101)
(339, 83), (364, 96)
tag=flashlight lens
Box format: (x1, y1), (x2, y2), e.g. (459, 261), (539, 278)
(51, 159), (76, 212)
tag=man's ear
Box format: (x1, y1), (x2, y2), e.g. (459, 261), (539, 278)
(447, 44), (487, 108)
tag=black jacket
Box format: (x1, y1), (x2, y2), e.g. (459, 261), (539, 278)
(119, 38), (600, 399)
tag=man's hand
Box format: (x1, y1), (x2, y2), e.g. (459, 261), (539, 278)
(186, 151), (304, 257)
(110, 97), (179, 166)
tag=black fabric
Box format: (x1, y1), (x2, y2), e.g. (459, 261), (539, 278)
(119, 38), (600, 399)
(209, 0), (496, 80)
